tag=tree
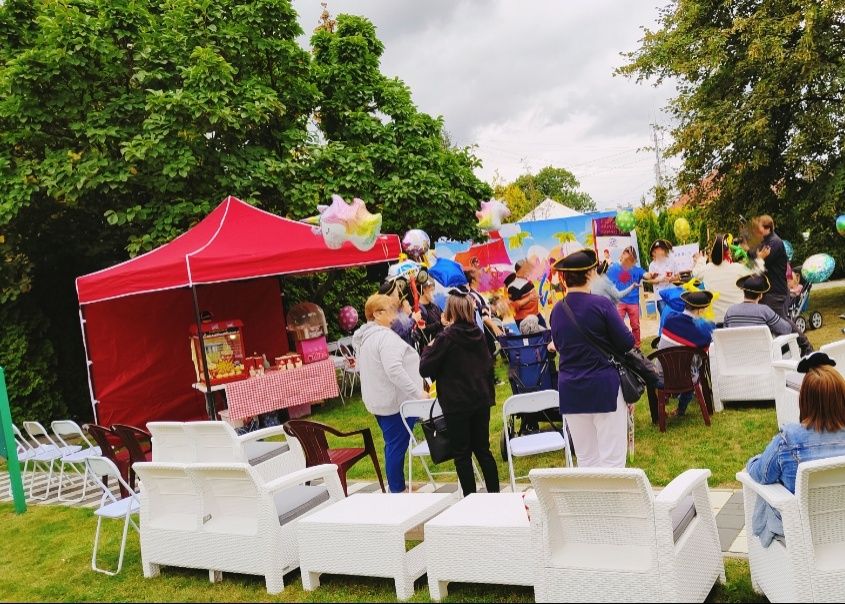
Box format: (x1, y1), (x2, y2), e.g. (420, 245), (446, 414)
(620, 0), (845, 270)
(494, 165), (596, 219)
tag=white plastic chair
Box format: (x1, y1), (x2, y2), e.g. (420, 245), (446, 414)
(737, 456), (845, 602)
(529, 467), (724, 602)
(502, 390), (572, 491)
(147, 421), (197, 462)
(709, 326), (799, 412)
(51, 420), (101, 502)
(181, 421), (306, 482)
(399, 399), (482, 492)
(22, 421), (81, 500)
(772, 338), (845, 427)
(86, 456), (140, 576)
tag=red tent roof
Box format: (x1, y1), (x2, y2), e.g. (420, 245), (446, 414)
(77, 196), (401, 305)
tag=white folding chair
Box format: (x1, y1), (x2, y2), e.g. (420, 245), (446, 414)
(503, 390), (572, 492)
(400, 399), (482, 493)
(11, 424), (54, 496)
(22, 421), (81, 500)
(337, 337), (359, 398)
(86, 456), (140, 576)
(327, 341), (347, 404)
(51, 420), (101, 502)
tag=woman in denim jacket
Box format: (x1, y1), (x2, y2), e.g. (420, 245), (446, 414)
(746, 352), (845, 546)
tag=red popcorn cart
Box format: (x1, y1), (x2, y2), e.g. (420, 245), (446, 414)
(287, 302), (329, 364)
(189, 319), (249, 385)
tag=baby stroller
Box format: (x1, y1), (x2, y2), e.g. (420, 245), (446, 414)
(788, 280), (823, 333)
(497, 330), (561, 460)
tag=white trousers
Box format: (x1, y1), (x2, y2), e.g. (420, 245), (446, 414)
(564, 389), (628, 468)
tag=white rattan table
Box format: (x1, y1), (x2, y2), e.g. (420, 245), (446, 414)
(424, 493), (533, 600)
(296, 492), (457, 601)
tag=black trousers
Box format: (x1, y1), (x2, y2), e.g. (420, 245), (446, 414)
(443, 406), (500, 495)
(762, 293), (813, 356)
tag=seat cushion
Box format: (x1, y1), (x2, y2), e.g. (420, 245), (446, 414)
(244, 440), (289, 466)
(508, 432), (565, 457)
(670, 495), (697, 543)
(273, 484), (330, 526)
(785, 371), (803, 392)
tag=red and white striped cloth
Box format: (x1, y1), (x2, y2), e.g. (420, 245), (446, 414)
(224, 359), (339, 420)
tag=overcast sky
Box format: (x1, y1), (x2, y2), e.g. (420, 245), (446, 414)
(292, 0), (679, 210)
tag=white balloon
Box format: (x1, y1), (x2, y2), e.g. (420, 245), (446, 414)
(498, 223), (522, 238)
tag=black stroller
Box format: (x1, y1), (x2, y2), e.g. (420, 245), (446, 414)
(497, 330), (562, 460)
(788, 279), (823, 333)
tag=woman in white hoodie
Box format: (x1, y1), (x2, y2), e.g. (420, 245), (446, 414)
(353, 293), (427, 493)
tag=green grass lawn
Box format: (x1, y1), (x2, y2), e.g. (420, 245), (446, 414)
(0, 502), (764, 602)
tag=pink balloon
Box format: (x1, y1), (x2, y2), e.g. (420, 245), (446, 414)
(338, 306), (359, 332)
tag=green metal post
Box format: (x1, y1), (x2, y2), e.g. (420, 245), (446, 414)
(0, 367), (26, 513)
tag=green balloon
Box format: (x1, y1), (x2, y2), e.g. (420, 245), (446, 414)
(616, 210), (636, 233)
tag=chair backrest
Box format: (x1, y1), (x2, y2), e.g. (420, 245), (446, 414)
(147, 422), (195, 462)
(503, 390), (559, 419)
(529, 468), (657, 556)
(86, 455), (136, 503)
(86, 424), (122, 460)
(51, 420), (95, 450)
(819, 340), (845, 377)
(112, 424), (151, 465)
(337, 337), (356, 366)
(283, 420), (332, 466)
(12, 423), (37, 451)
(188, 464), (263, 535)
(23, 421), (60, 449)
(711, 326), (774, 372)
(399, 399), (442, 443)
(133, 462), (202, 531)
(795, 456), (845, 562)
(181, 421), (246, 463)
(648, 347), (705, 391)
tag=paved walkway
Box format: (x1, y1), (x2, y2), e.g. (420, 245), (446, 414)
(0, 470), (750, 556)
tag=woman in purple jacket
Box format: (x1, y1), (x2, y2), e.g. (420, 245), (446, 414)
(550, 249), (635, 468)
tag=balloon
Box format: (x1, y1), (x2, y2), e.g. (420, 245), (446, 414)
(615, 210), (636, 234)
(401, 229), (430, 260)
(476, 199), (511, 233)
(673, 217), (691, 241)
(783, 240), (794, 261)
(801, 253), (836, 284)
(428, 257), (468, 288)
(315, 195), (382, 251)
(837, 215), (845, 237)
(338, 306), (359, 332)
(387, 259), (420, 280)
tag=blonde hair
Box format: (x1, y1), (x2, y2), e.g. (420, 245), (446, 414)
(364, 294), (394, 322)
(444, 294), (476, 325)
(799, 365), (845, 432)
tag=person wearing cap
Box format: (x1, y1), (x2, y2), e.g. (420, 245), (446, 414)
(746, 352), (845, 546)
(506, 259), (545, 330)
(691, 234), (759, 323)
(606, 246), (647, 347)
(550, 248), (635, 468)
(657, 290), (717, 417)
(419, 290), (500, 496)
(723, 274), (793, 337)
(647, 239), (679, 314)
(750, 215), (813, 355)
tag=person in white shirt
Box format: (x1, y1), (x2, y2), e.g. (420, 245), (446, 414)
(646, 239), (678, 314)
(691, 234), (763, 323)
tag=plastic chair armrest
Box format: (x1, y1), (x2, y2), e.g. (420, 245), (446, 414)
(654, 469), (711, 508)
(736, 471), (796, 511)
(237, 425), (287, 444)
(261, 464), (344, 500)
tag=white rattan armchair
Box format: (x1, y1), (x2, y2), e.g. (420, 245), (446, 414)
(773, 339), (845, 427)
(528, 467), (724, 602)
(737, 456), (845, 603)
(710, 326), (799, 412)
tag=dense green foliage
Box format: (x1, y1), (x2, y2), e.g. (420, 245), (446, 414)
(633, 206), (708, 264)
(0, 0), (490, 421)
(494, 165), (596, 219)
(620, 0), (845, 272)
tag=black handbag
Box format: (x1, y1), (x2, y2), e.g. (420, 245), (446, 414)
(561, 300), (653, 404)
(420, 399), (454, 464)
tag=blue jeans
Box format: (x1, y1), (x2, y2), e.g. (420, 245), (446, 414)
(375, 413), (417, 493)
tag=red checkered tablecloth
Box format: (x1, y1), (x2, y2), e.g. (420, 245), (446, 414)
(224, 359), (339, 420)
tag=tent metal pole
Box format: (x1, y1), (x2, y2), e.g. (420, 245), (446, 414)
(191, 285), (216, 420)
(78, 305), (99, 424)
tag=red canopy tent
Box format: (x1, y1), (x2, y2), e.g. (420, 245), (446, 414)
(76, 196), (401, 427)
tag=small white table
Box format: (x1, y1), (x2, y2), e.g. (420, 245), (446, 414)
(424, 493), (533, 601)
(296, 493), (456, 601)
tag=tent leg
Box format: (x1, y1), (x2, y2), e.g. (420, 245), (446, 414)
(191, 286), (216, 420)
(78, 306), (99, 424)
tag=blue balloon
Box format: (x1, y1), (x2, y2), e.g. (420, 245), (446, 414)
(783, 240), (794, 261)
(428, 257), (469, 288)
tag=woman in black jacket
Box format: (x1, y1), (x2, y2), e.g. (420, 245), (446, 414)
(419, 289), (500, 495)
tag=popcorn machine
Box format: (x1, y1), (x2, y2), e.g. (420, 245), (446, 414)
(189, 319), (249, 386)
(286, 302), (329, 364)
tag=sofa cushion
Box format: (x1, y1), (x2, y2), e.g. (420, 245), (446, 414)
(670, 495), (697, 543)
(273, 485), (330, 526)
(245, 440), (289, 466)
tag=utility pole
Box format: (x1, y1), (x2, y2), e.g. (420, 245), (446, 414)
(652, 122), (665, 191)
